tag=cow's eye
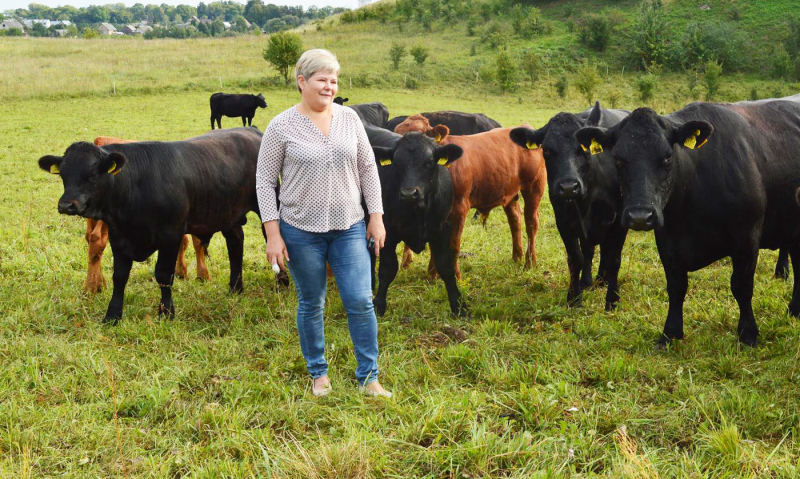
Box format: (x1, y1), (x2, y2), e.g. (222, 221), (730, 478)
(663, 156), (673, 166)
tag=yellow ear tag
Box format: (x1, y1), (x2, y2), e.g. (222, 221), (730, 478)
(437, 158), (449, 167)
(697, 138), (708, 149)
(49, 164), (60, 174)
(107, 161), (117, 174)
(590, 139), (603, 154)
(435, 134), (442, 142)
(380, 159), (392, 166)
(526, 141), (538, 150)
(684, 135), (697, 150)
(580, 144), (588, 152)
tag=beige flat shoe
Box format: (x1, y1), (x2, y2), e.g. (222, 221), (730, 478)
(359, 381), (392, 398)
(312, 377), (332, 397)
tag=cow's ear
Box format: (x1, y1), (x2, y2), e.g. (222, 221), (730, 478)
(587, 101), (602, 126)
(509, 127), (544, 150)
(575, 126), (609, 155)
(673, 120), (713, 150)
(101, 152), (127, 176)
(38, 155), (63, 175)
(426, 125), (449, 142)
(434, 144), (463, 168)
(373, 146), (394, 167)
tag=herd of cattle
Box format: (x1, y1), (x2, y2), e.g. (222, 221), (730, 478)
(37, 91), (800, 348)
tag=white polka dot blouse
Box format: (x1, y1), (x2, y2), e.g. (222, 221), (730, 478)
(256, 104), (383, 233)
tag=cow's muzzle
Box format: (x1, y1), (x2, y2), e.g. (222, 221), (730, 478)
(554, 178), (583, 200)
(58, 199), (83, 216)
(622, 206), (659, 231)
(399, 187), (423, 205)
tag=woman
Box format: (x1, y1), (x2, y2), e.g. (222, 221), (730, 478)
(255, 49), (391, 398)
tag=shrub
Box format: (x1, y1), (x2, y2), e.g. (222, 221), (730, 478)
(481, 20), (510, 49)
(772, 46), (793, 79)
(83, 27), (98, 39)
(607, 88), (622, 108)
(510, 5), (548, 39)
(495, 48), (519, 92)
(520, 50), (540, 83)
(574, 61), (602, 106)
(636, 73), (658, 103)
(6, 27), (23, 37)
(389, 42), (406, 70)
(410, 46), (429, 67)
(786, 16), (800, 60)
(262, 31), (303, 84)
(686, 69), (699, 99)
(555, 75), (569, 99)
(578, 13), (611, 52)
(749, 86), (759, 101)
(628, 0), (669, 69)
(703, 59), (723, 100)
(676, 21), (750, 72)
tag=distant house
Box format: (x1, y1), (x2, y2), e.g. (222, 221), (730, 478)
(0, 19), (25, 31)
(238, 18), (251, 28)
(134, 25), (152, 35)
(98, 23), (116, 35)
(52, 29), (68, 37)
(52, 20), (71, 27)
(22, 19), (51, 28)
(121, 24), (136, 35)
(223, 21), (231, 29)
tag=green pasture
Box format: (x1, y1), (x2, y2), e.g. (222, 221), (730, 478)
(2, 35), (800, 478)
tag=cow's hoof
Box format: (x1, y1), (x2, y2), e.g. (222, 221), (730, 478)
(230, 284), (244, 294)
(567, 295), (583, 308)
(594, 275), (609, 287)
(102, 315), (120, 326)
(374, 300), (387, 318)
(738, 329), (759, 347)
(788, 304), (800, 318)
(158, 303), (175, 319)
(604, 300), (619, 312)
(654, 335), (672, 350)
(774, 268), (790, 280)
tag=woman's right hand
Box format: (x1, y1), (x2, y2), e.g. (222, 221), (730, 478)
(263, 221), (290, 271)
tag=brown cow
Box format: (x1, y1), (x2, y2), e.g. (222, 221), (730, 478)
(394, 116), (547, 279)
(83, 136), (209, 294)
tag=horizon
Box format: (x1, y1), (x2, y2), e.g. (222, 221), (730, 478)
(0, 0), (359, 12)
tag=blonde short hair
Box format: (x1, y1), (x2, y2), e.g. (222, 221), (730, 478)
(295, 49), (340, 93)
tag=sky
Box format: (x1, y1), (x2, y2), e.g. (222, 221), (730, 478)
(0, 0), (358, 11)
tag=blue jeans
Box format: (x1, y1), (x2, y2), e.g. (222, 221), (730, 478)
(280, 219), (379, 385)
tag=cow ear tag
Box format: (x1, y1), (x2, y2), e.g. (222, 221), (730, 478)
(49, 164), (60, 174)
(437, 157), (450, 167)
(525, 141), (538, 150)
(380, 159), (392, 166)
(590, 139), (603, 154)
(107, 161), (118, 174)
(684, 129), (700, 149)
(435, 133), (442, 142)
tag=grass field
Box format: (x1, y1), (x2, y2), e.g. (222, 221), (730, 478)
(2, 32), (800, 478)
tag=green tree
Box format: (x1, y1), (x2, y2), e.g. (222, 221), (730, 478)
(495, 47), (519, 92)
(262, 31), (303, 84)
(83, 27), (98, 39)
(578, 13), (611, 51)
(389, 42), (406, 70)
(629, 0), (668, 69)
(575, 61), (602, 106)
(636, 72), (658, 103)
(410, 46), (428, 66)
(703, 59), (723, 100)
(555, 75), (568, 99)
(520, 50), (540, 83)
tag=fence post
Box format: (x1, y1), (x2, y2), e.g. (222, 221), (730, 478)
(219, 77), (223, 88)
(113, 81), (116, 95)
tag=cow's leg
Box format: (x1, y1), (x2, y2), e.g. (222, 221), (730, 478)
(580, 240), (595, 289)
(374, 237), (401, 317)
(241, 116), (247, 127)
(174, 234), (189, 279)
(84, 219), (109, 294)
(443, 201), (470, 280)
(731, 248), (759, 347)
(595, 243), (609, 286)
(400, 244), (414, 269)
(247, 115), (254, 127)
(222, 225), (245, 293)
(503, 199), (525, 264)
(521, 180), (545, 269)
(659, 265), (688, 347)
(210, 113), (215, 130)
(193, 235), (211, 281)
(559, 229), (584, 307)
(430, 233), (468, 317)
(602, 226), (628, 311)
(154, 242), (181, 319)
(787, 247), (800, 316)
(103, 247), (133, 325)
(775, 248), (790, 280)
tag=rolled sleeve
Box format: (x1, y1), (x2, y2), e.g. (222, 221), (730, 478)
(354, 117), (384, 215)
(256, 119), (284, 223)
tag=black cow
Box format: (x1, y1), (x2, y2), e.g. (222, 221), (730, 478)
(348, 102), (389, 128)
(388, 111), (502, 135)
(210, 93), (268, 130)
(576, 96), (800, 346)
(371, 133), (468, 317)
(38, 128), (265, 324)
(510, 102), (630, 311)
(364, 123), (401, 149)
(333, 96), (349, 105)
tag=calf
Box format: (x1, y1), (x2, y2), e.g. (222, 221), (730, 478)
(39, 128), (264, 324)
(83, 137), (210, 295)
(576, 96), (800, 346)
(391, 111), (502, 136)
(371, 133), (468, 317)
(210, 93), (267, 130)
(510, 102), (630, 310)
(333, 96), (349, 105)
(348, 102), (389, 128)
(395, 115), (547, 278)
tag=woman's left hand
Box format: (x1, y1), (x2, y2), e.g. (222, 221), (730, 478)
(366, 213), (386, 257)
